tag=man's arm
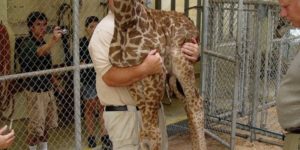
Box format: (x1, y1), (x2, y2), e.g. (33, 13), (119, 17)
(103, 42), (200, 87)
(102, 50), (163, 87)
(36, 26), (62, 56)
(51, 75), (60, 88)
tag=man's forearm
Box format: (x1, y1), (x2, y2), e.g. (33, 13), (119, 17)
(36, 40), (55, 56)
(51, 75), (60, 87)
(37, 27), (62, 56)
(102, 49), (163, 87)
(102, 65), (147, 87)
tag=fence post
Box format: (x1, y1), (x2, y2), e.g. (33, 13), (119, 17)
(260, 5), (273, 129)
(155, 0), (161, 9)
(250, 4), (265, 142)
(196, 0), (202, 29)
(72, 0), (82, 149)
(184, 0), (189, 16)
(171, 0), (175, 11)
(231, 0), (245, 149)
(201, 0), (209, 98)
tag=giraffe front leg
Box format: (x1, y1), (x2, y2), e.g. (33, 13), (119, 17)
(181, 81), (206, 150)
(185, 95), (206, 150)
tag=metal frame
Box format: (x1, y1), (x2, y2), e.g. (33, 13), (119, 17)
(1, 0), (298, 149)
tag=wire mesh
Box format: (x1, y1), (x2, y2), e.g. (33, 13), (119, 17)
(202, 0), (300, 148)
(1, 0), (299, 149)
(0, 0), (111, 149)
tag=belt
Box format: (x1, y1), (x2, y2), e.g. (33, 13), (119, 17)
(105, 105), (139, 111)
(286, 127), (300, 133)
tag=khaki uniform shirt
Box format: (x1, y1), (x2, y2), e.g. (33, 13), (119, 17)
(277, 51), (300, 130)
(88, 11), (136, 106)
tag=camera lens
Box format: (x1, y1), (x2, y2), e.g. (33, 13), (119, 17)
(61, 29), (68, 35)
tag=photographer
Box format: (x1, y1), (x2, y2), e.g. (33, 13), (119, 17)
(18, 11), (63, 150)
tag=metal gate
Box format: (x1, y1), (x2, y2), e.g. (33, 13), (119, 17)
(201, 0), (300, 149)
(1, 0), (299, 149)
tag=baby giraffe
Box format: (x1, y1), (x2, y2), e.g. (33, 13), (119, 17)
(109, 0), (206, 150)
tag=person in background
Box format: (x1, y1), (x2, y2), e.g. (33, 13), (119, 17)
(0, 125), (14, 149)
(88, 0), (200, 149)
(80, 16), (112, 149)
(276, 0), (300, 149)
(18, 11), (62, 150)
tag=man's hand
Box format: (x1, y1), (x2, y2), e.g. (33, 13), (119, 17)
(141, 50), (164, 76)
(37, 26), (63, 56)
(51, 26), (63, 43)
(0, 125), (15, 149)
(181, 38), (200, 63)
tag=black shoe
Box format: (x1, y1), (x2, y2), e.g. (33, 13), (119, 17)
(88, 136), (97, 148)
(101, 135), (113, 150)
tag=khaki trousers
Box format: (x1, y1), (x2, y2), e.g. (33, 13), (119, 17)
(283, 133), (300, 150)
(103, 105), (168, 150)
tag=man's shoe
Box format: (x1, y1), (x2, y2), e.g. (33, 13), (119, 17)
(101, 135), (112, 150)
(88, 136), (97, 148)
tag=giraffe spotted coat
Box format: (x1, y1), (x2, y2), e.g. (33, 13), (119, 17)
(109, 0), (206, 150)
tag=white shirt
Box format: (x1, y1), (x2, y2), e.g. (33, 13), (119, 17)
(88, 11), (136, 106)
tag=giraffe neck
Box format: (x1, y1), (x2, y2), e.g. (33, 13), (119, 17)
(112, 0), (144, 28)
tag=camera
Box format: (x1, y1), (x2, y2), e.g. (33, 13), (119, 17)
(46, 25), (68, 35)
(61, 28), (68, 35)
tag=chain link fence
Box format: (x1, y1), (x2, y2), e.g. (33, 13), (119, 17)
(202, 0), (300, 149)
(1, 0), (299, 150)
(0, 0), (201, 149)
(0, 0), (110, 149)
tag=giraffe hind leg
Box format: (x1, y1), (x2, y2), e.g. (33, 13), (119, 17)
(172, 58), (207, 150)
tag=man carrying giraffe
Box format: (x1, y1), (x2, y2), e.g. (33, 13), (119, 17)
(89, 0), (201, 150)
